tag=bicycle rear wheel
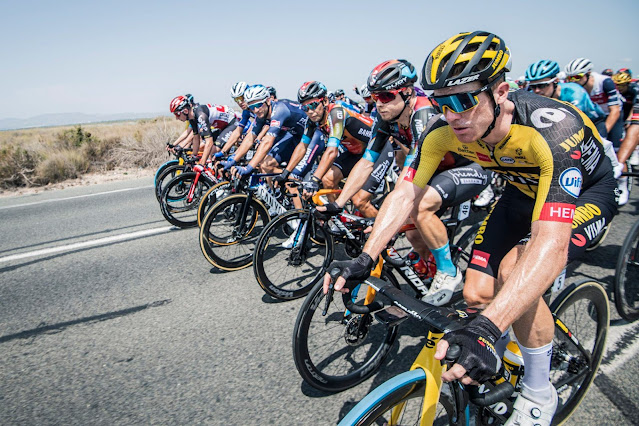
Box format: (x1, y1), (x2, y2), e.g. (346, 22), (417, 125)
(337, 370), (464, 426)
(199, 194), (270, 271)
(549, 280), (609, 424)
(292, 271), (400, 393)
(614, 219), (639, 321)
(160, 172), (212, 228)
(253, 209), (334, 300)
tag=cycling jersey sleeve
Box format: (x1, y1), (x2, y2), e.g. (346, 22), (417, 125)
(194, 104), (213, 138)
(302, 120), (317, 145)
(252, 116), (268, 137)
(363, 117), (391, 163)
(404, 118), (451, 188)
(266, 102), (290, 138)
(326, 106), (347, 149)
(602, 77), (622, 109)
(238, 109), (252, 129)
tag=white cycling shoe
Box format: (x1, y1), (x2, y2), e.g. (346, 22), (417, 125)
(505, 383), (558, 426)
(617, 177), (629, 206)
(281, 219), (302, 248)
(473, 185), (494, 208)
(421, 267), (462, 306)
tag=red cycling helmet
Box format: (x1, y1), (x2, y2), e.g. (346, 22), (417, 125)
(170, 95), (190, 113)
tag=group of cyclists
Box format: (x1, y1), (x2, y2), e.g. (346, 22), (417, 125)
(166, 30), (637, 425)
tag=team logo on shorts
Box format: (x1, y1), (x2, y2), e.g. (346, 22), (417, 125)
(559, 167), (582, 198)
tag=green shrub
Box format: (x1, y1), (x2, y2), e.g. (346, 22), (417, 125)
(35, 150), (90, 185)
(0, 146), (41, 188)
(54, 126), (94, 149)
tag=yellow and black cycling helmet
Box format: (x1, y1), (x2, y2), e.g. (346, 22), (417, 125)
(421, 31), (511, 90)
(612, 71), (632, 85)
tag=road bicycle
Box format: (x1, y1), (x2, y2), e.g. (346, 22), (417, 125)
(154, 143), (194, 202)
(198, 172), (294, 271)
(291, 201), (482, 392)
(159, 162), (224, 228)
(614, 171), (639, 321)
(335, 274), (609, 425)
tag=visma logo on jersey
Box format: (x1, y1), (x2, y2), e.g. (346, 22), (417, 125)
(559, 167), (582, 198)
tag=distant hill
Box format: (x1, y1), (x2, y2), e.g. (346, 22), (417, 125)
(0, 112), (167, 131)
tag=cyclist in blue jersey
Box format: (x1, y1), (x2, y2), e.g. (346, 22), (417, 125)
(217, 82), (270, 159)
(229, 85), (308, 176)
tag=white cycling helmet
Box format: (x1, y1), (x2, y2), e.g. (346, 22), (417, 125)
(243, 85), (270, 103)
(565, 58), (593, 76)
(230, 81), (248, 98)
(359, 84), (371, 98)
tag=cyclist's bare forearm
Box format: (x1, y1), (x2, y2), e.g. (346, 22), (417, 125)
(286, 142), (309, 172)
(174, 128), (193, 146)
(198, 136), (215, 165)
(313, 147), (338, 179)
(248, 135), (275, 169)
(617, 124), (639, 165)
(191, 135), (202, 157)
(482, 220), (572, 332)
(334, 158), (374, 207)
(233, 133), (256, 162)
(362, 179), (422, 259)
(605, 105), (621, 133)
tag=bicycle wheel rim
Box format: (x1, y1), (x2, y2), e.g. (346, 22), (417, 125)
(550, 281), (609, 424)
(615, 220), (639, 321)
(161, 173), (210, 228)
(293, 277), (399, 392)
(253, 210), (333, 300)
(197, 181), (232, 227)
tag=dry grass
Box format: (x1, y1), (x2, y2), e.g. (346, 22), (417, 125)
(0, 117), (184, 189)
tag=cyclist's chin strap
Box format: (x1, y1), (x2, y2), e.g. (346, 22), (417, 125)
(481, 82), (501, 140)
(389, 89), (413, 123)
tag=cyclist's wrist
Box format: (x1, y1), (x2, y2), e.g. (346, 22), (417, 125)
(468, 315), (502, 343)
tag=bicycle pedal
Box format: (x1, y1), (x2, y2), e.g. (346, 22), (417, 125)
(374, 306), (408, 327)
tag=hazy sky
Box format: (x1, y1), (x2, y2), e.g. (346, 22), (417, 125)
(1, 0), (637, 119)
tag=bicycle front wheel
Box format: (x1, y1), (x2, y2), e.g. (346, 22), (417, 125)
(337, 369), (464, 426)
(292, 271), (400, 393)
(160, 172), (212, 228)
(155, 163), (186, 202)
(253, 209), (334, 300)
(199, 194), (270, 271)
(549, 280), (609, 424)
(614, 219), (639, 321)
(197, 180), (232, 227)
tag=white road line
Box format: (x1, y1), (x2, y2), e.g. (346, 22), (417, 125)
(0, 226), (175, 263)
(0, 185), (154, 210)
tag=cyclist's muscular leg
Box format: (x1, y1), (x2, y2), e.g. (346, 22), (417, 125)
(321, 166), (344, 202)
(412, 184), (446, 249)
(351, 190), (378, 218)
(260, 155), (282, 174)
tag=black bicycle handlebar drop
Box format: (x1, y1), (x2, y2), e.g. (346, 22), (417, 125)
(621, 171), (639, 178)
(467, 380), (515, 406)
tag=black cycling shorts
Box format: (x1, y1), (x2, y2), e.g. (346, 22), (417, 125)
(213, 118), (239, 148)
(333, 145), (363, 178)
(430, 163), (491, 215)
(469, 176), (618, 278)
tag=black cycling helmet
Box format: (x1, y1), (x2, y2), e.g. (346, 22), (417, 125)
(421, 31), (511, 90)
(297, 81), (328, 103)
(367, 59), (417, 92)
(266, 86), (277, 98)
(601, 68), (613, 76)
(335, 89), (345, 97)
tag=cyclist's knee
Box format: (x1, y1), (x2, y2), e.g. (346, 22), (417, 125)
(463, 269), (495, 306)
(413, 186), (443, 218)
(261, 156), (278, 173)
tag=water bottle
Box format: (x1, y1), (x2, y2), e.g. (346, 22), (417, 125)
(407, 251), (429, 278)
(425, 253), (437, 279)
(503, 341), (525, 387)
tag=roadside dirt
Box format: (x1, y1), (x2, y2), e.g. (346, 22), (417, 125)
(0, 168), (153, 198)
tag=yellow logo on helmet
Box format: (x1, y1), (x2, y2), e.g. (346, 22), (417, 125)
(432, 44), (445, 60)
(492, 51), (503, 70)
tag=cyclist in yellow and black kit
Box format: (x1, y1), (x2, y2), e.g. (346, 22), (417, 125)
(325, 31), (617, 426)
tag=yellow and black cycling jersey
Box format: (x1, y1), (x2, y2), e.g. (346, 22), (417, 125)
(406, 90), (613, 223)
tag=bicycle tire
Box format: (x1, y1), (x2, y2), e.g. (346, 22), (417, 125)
(199, 193), (270, 271)
(160, 172), (213, 228)
(155, 163), (186, 202)
(292, 270), (400, 393)
(337, 369), (464, 426)
(197, 180), (232, 227)
(154, 159), (178, 187)
(614, 219), (639, 321)
(253, 209), (334, 300)
(452, 221), (481, 277)
(549, 280), (609, 424)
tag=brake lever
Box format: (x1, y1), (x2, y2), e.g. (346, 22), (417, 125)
(323, 282), (335, 316)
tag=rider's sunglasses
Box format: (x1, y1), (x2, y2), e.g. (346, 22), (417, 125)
(370, 89), (403, 104)
(567, 73), (587, 83)
(429, 78), (499, 114)
(364, 96), (372, 102)
(526, 79), (556, 91)
(233, 96), (244, 104)
(301, 100), (322, 112)
(248, 101), (266, 111)
(174, 109), (186, 117)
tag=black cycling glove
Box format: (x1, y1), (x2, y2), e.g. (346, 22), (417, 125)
(273, 169), (290, 186)
(328, 253), (375, 291)
(313, 201), (343, 221)
(443, 315), (502, 383)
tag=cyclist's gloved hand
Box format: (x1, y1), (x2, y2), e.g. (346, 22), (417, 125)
(327, 252), (375, 293)
(313, 201), (343, 221)
(221, 156), (236, 170)
(273, 169), (290, 186)
(442, 315), (502, 383)
(193, 164), (205, 173)
(235, 164), (254, 177)
(303, 176), (322, 194)
(213, 151), (225, 159)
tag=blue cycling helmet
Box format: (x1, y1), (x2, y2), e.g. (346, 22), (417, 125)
(525, 60), (560, 82)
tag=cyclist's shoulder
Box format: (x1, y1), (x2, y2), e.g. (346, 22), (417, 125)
(509, 90), (585, 134)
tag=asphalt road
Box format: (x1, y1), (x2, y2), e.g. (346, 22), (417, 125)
(0, 175), (638, 425)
